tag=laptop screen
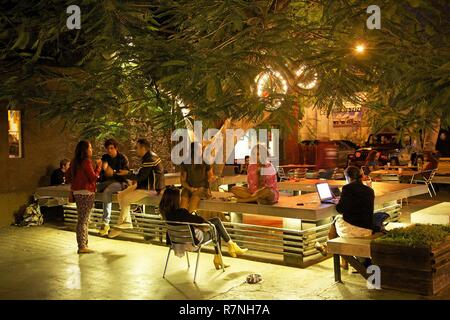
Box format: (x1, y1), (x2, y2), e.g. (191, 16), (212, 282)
(316, 183), (333, 200)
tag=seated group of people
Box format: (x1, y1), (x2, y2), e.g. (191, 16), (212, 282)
(65, 138), (255, 268)
(63, 137), (390, 272)
(364, 149), (439, 176)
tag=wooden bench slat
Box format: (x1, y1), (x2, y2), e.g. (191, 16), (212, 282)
(327, 237), (373, 258)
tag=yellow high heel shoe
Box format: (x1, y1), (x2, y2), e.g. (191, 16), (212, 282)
(213, 254), (230, 270)
(227, 241), (248, 258)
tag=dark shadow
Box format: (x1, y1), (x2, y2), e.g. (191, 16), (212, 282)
(38, 165), (55, 187)
(163, 277), (199, 300)
(219, 271), (249, 281)
(99, 251), (127, 263)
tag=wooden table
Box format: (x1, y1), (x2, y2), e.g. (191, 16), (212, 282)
(381, 166), (418, 170)
(433, 176), (450, 184)
(164, 172), (247, 186)
(278, 179), (347, 192)
(369, 169), (418, 182)
(437, 158), (450, 175)
(35, 183), (428, 222)
(370, 169), (417, 176)
(34, 182), (428, 268)
(279, 164), (316, 169)
(164, 173), (181, 185)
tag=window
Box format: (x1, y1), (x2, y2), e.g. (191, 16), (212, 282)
(8, 110), (22, 158)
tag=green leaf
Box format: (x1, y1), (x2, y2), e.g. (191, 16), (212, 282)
(160, 60), (188, 67)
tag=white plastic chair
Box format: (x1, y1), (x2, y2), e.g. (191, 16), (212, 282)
(277, 166), (289, 181)
(410, 169), (437, 197)
(163, 221), (225, 283)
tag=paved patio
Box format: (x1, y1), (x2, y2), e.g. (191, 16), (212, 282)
(0, 222), (449, 300)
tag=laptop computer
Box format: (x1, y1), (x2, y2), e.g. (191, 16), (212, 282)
(316, 182), (340, 204)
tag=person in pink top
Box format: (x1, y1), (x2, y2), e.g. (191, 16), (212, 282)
(231, 144), (279, 204)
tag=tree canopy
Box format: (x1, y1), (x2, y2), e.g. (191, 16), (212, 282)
(1, 0), (449, 140)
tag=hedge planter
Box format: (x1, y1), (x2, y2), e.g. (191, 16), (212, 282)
(371, 225), (450, 296)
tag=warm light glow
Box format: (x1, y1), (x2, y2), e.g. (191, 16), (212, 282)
(255, 69), (288, 111)
(355, 44), (366, 54)
(296, 65), (318, 90)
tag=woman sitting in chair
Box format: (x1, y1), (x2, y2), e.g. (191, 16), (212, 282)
(410, 151), (439, 184)
(364, 150), (380, 173)
(159, 187), (248, 269)
(230, 144), (279, 204)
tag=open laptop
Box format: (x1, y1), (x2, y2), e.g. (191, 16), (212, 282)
(316, 182), (340, 204)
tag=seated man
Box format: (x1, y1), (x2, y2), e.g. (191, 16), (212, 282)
(316, 166), (389, 267)
(230, 144), (279, 205)
(108, 139), (165, 238)
(240, 155), (250, 175)
(97, 139), (130, 236)
(50, 159), (70, 185)
(46, 159), (70, 222)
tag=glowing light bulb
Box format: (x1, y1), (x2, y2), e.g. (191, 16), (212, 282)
(355, 44), (366, 54)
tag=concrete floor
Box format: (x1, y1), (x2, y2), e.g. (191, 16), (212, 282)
(0, 223), (449, 300)
(1, 187), (450, 300)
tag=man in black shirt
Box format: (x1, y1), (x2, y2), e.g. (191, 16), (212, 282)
(97, 139), (130, 236)
(50, 159), (70, 185)
(315, 166), (389, 261)
(336, 172), (375, 231)
(108, 138), (165, 238)
(436, 130), (450, 157)
(46, 159), (70, 222)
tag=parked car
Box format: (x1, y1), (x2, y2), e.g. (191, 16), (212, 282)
(347, 148), (374, 167)
(365, 132), (402, 165)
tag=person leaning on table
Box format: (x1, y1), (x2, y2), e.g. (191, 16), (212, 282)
(108, 138), (165, 238)
(180, 141), (217, 213)
(315, 166), (389, 267)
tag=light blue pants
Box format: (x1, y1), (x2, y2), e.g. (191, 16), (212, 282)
(98, 181), (124, 225)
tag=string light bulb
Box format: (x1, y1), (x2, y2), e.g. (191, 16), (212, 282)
(296, 65), (318, 90)
(255, 69), (288, 111)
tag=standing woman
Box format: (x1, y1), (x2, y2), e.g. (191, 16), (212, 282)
(66, 140), (102, 254)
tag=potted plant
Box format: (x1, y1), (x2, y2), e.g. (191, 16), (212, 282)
(371, 224), (450, 295)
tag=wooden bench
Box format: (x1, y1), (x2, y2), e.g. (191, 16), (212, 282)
(327, 237), (374, 283)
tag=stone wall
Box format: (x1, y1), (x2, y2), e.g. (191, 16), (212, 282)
(0, 109), (78, 227)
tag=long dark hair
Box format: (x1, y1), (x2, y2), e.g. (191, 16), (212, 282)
(345, 166), (363, 182)
(424, 151), (438, 169)
(158, 187), (181, 219)
(72, 140), (91, 177)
